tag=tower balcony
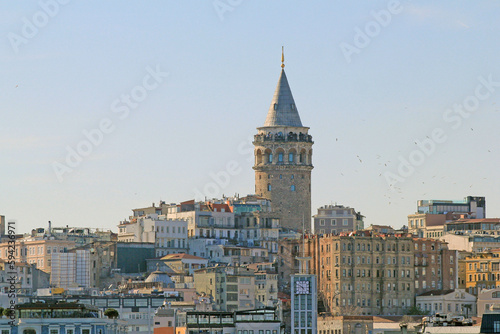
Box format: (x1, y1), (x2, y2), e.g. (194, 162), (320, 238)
(254, 132), (313, 144)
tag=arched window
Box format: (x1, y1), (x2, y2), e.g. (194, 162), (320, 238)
(256, 149), (262, 165)
(267, 183), (271, 191)
(278, 152), (283, 162)
(268, 153), (273, 163)
(291, 185), (295, 191)
(289, 152), (294, 162)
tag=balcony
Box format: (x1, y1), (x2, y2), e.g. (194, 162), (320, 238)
(254, 133), (313, 143)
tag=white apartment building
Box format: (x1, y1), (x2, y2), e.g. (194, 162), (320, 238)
(118, 214), (188, 257)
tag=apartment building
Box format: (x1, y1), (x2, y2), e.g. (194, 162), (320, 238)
(313, 204), (364, 234)
(0, 260), (49, 295)
(193, 266), (256, 312)
(307, 232), (415, 316)
(30, 222), (116, 246)
(118, 214), (188, 257)
(0, 238), (75, 274)
(408, 196), (485, 238)
(246, 262), (279, 308)
(413, 238), (458, 295)
(463, 249), (500, 296)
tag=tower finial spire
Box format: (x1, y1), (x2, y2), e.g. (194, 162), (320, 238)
(281, 46), (285, 69)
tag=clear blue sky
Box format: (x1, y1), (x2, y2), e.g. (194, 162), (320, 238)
(2, 1), (500, 234)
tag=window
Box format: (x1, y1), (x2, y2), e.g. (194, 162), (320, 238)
(289, 153), (294, 162)
(267, 183), (271, 191)
(320, 219), (325, 226)
(291, 185), (295, 191)
(343, 219), (348, 226)
(268, 154), (273, 163)
(278, 152), (283, 162)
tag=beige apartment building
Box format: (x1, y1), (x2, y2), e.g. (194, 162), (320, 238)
(193, 266), (256, 312)
(246, 262), (279, 308)
(0, 238), (75, 274)
(306, 232), (415, 316)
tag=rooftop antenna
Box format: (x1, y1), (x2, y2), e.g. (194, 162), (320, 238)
(281, 46), (285, 69)
(296, 213), (311, 274)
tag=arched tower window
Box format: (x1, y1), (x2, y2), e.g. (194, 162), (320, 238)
(256, 149), (263, 165)
(267, 183), (272, 191)
(276, 148), (285, 163)
(291, 185), (295, 191)
(288, 148), (296, 163)
(300, 149), (306, 163)
(265, 149), (273, 163)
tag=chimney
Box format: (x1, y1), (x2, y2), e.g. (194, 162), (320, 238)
(48, 221), (52, 236)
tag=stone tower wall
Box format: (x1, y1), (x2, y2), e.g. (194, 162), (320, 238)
(253, 127), (313, 231)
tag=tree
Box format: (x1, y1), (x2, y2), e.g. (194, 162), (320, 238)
(406, 305), (429, 315)
(104, 308), (119, 319)
(330, 305), (363, 316)
(2, 308), (14, 317)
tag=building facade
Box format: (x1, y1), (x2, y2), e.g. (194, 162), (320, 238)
(413, 238), (458, 296)
(5, 301), (127, 334)
(477, 288), (500, 317)
(308, 232), (415, 316)
(408, 196), (486, 238)
(0, 238), (75, 274)
(313, 204), (364, 235)
(193, 266), (256, 312)
(463, 249), (500, 296)
(416, 289), (476, 316)
(291, 273), (317, 333)
(118, 214), (188, 257)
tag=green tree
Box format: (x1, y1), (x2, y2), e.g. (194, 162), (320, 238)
(406, 305), (429, 315)
(2, 308), (14, 317)
(104, 308), (119, 319)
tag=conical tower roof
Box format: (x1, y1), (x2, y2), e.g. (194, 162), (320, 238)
(263, 69), (303, 127)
